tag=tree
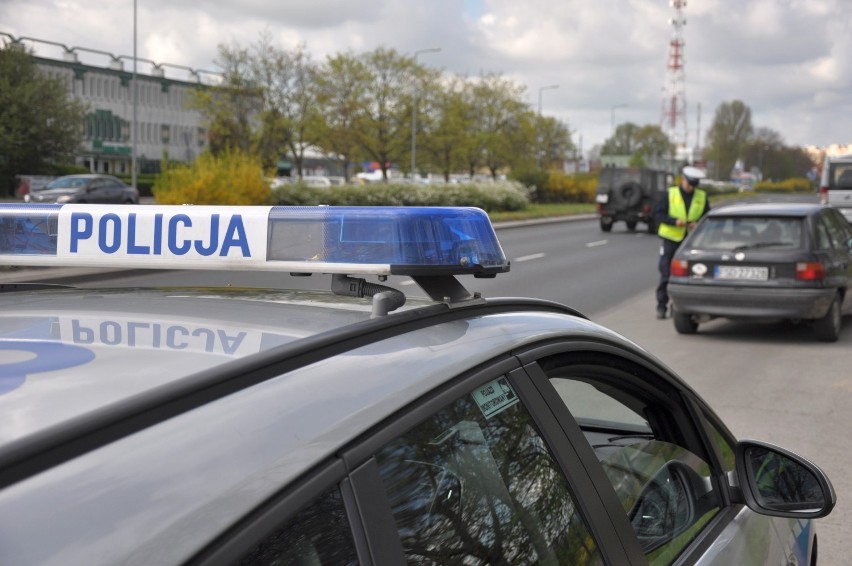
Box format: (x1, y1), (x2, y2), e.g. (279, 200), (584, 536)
(0, 45), (86, 195)
(631, 125), (673, 166)
(600, 123), (672, 167)
(419, 75), (473, 181)
(742, 127), (815, 182)
(469, 73), (529, 179)
(238, 34), (325, 178)
(535, 115), (575, 170)
(188, 43), (260, 157)
(356, 48), (415, 181)
(601, 122), (641, 156)
(315, 52), (370, 182)
(705, 100), (753, 180)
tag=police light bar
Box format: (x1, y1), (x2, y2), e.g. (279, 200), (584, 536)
(0, 204), (509, 277)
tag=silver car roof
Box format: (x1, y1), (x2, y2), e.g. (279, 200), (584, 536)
(0, 286), (648, 565)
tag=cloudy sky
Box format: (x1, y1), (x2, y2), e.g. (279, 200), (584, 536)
(2, 0), (850, 154)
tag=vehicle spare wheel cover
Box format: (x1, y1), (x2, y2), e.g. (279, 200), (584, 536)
(618, 182), (643, 207)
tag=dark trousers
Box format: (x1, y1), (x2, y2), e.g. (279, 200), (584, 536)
(656, 238), (682, 310)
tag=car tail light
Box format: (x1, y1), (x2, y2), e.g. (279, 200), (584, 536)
(642, 203), (651, 214)
(671, 259), (689, 277)
(819, 186), (828, 205)
(796, 261), (825, 281)
(595, 203), (601, 212)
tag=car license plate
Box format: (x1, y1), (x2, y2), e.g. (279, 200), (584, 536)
(714, 265), (769, 280)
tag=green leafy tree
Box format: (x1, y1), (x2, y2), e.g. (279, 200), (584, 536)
(631, 125), (673, 166)
(188, 43), (260, 156)
(420, 76), (473, 181)
(704, 100), (753, 180)
(470, 73), (529, 179)
(243, 34), (325, 177)
(357, 47), (415, 181)
(0, 45), (86, 195)
(315, 52), (370, 182)
(601, 122), (641, 156)
(743, 127), (814, 182)
(536, 114), (575, 170)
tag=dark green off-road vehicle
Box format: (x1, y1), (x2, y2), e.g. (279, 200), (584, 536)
(594, 167), (672, 233)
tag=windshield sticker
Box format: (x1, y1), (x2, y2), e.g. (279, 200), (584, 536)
(472, 377), (519, 419)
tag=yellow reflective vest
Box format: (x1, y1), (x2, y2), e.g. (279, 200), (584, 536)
(658, 187), (707, 242)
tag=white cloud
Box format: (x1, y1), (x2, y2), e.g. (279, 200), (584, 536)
(1, 0), (850, 150)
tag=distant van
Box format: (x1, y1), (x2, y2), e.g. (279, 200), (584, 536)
(819, 154), (852, 223)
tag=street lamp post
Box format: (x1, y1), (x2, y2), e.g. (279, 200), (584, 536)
(536, 85), (558, 168)
(132, 0), (137, 190)
(411, 47), (440, 180)
(610, 103), (627, 137)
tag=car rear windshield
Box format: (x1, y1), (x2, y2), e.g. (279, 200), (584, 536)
(689, 216), (803, 250)
(828, 163), (852, 190)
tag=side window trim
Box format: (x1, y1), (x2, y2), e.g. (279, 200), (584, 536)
(509, 365), (643, 564)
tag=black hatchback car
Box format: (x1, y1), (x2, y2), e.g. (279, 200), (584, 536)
(24, 174), (139, 204)
(667, 202), (852, 341)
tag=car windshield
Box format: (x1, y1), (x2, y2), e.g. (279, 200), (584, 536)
(688, 216), (803, 251)
(44, 177), (88, 190)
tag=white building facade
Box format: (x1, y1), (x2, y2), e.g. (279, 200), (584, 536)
(33, 53), (209, 175)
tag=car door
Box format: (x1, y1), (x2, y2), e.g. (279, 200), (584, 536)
(353, 360), (639, 565)
(514, 343), (809, 566)
(188, 355), (638, 565)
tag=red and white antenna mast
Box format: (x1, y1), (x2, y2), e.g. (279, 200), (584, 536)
(661, 0), (688, 150)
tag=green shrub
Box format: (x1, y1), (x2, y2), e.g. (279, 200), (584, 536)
(152, 150), (272, 205)
(754, 177), (812, 193)
(272, 180), (531, 212)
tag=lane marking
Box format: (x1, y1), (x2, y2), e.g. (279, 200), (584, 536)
(514, 253), (546, 263)
(586, 240), (608, 248)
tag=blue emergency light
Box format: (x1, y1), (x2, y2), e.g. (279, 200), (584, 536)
(0, 204), (509, 277)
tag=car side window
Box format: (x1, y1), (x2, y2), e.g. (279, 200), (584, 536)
(233, 487), (359, 565)
(823, 212), (851, 249)
(374, 376), (604, 565)
(819, 216), (846, 250)
(815, 219), (833, 251)
(541, 357), (721, 566)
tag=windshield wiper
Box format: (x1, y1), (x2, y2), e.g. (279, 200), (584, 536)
(732, 241), (786, 251)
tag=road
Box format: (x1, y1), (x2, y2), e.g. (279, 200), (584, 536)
(69, 213), (849, 564)
(72, 218), (661, 316)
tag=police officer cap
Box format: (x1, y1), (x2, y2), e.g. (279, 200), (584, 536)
(682, 166), (706, 185)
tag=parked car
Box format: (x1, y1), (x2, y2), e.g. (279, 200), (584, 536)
(24, 174), (139, 204)
(819, 153), (852, 222)
(668, 201), (852, 341)
(0, 203), (836, 565)
(595, 167), (672, 233)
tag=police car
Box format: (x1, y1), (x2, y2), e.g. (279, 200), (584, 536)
(0, 204), (836, 565)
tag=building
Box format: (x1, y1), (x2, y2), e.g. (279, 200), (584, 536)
(9, 35), (213, 176)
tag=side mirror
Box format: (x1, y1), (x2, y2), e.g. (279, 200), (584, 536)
(735, 440), (836, 519)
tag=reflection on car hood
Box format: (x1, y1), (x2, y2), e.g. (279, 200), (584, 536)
(0, 287), (393, 445)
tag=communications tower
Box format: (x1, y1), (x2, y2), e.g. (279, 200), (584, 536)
(661, 0), (688, 150)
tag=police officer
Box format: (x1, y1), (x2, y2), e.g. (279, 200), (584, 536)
(655, 166), (709, 319)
